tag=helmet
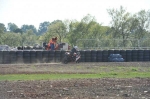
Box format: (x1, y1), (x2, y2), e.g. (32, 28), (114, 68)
(55, 37), (57, 40)
(52, 37), (55, 40)
(74, 46), (78, 49)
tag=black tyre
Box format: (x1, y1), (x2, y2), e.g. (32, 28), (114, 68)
(62, 56), (68, 64)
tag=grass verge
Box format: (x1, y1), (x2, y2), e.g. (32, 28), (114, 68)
(0, 72), (150, 81)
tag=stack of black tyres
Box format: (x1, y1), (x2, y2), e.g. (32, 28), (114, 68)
(3, 51), (10, 64)
(91, 50), (97, 62)
(1, 50), (150, 64)
(79, 50), (85, 62)
(132, 50), (138, 62)
(36, 51), (43, 63)
(114, 50), (120, 54)
(49, 50), (55, 62)
(23, 51), (30, 63)
(60, 50), (66, 62)
(16, 51), (23, 63)
(143, 50), (150, 61)
(102, 50), (109, 62)
(85, 50), (91, 62)
(97, 50), (103, 62)
(138, 50), (144, 61)
(55, 51), (61, 62)
(108, 50), (114, 55)
(126, 50), (132, 62)
(42, 51), (49, 63)
(30, 51), (36, 63)
(0, 51), (3, 64)
(10, 51), (17, 64)
(120, 50), (126, 62)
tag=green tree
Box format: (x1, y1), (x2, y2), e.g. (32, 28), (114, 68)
(13, 28), (23, 33)
(67, 20), (81, 46)
(107, 6), (132, 47)
(22, 29), (38, 46)
(38, 21), (50, 35)
(46, 20), (67, 43)
(1, 32), (22, 46)
(67, 14), (105, 48)
(0, 23), (7, 44)
(0, 23), (6, 33)
(21, 25), (37, 34)
(7, 23), (18, 32)
(131, 10), (150, 39)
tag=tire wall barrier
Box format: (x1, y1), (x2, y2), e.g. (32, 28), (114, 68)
(3, 51), (10, 64)
(102, 50), (109, 62)
(97, 50), (103, 62)
(30, 51), (36, 63)
(0, 50), (150, 64)
(36, 51), (43, 63)
(10, 51), (17, 64)
(49, 50), (55, 62)
(91, 50), (97, 62)
(16, 51), (23, 63)
(80, 50), (85, 62)
(143, 50), (150, 61)
(126, 50), (132, 62)
(0, 51), (3, 64)
(23, 51), (30, 63)
(42, 51), (49, 63)
(85, 50), (91, 62)
(55, 51), (61, 62)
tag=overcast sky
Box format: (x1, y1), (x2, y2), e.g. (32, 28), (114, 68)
(0, 0), (150, 29)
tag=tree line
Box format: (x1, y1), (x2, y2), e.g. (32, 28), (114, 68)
(0, 6), (150, 48)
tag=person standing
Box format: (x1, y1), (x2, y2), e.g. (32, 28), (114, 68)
(54, 37), (59, 50)
(50, 37), (55, 50)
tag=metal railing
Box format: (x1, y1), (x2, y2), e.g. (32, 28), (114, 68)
(76, 39), (150, 50)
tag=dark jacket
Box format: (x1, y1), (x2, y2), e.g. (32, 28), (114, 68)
(70, 47), (77, 55)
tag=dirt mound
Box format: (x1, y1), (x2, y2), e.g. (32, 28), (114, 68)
(0, 78), (150, 99)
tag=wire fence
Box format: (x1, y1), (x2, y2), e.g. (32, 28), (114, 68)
(76, 39), (150, 50)
(1, 38), (150, 50)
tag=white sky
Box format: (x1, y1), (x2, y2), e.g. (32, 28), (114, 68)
(0, 0), (150, 29)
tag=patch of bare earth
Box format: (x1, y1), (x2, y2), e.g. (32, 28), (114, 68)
(0, 78), (150, 99)
(0, 62), (150, 99)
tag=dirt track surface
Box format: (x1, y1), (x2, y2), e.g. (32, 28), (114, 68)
(0, 62), (150, 99)
(0, 78), (150, 99)
(0, 62), (150, 74)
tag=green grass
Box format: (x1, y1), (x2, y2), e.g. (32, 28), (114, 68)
(0, 66), (150, 81)
(0, 72), (150, 81)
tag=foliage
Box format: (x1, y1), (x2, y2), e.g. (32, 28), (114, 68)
(21, 24), (37, 35)
(107, 6), (150, 47)
(0, 23), (6, 33)
(7, 23), (18, 32)
(131, 10), (150, 39)
(22, 29), (38, 46)
(13, 28), (23, 33)
(0, 7), (150, 48)
(0, 32), (22, 46)
(107, 6), (132, 47)
(41, 20), (67, 43)
(38, 21), (50, 35)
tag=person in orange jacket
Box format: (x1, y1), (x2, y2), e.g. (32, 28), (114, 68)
(47, 37), (58, 50)
(46, 38), (52, 50)
(50, 37), (55, 50)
